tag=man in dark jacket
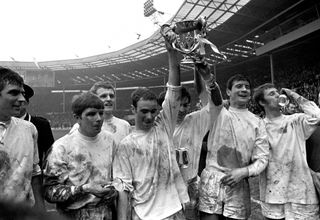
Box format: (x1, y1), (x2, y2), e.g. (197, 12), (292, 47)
(17, 84), (54, 168)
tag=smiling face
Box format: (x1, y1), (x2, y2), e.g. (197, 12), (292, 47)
(0, 83), (26, 121)
(76, 107), (104, 137)
(96, 88), (115, 114)
(227, 80), (251, 109)
(133, 98), (158, 131)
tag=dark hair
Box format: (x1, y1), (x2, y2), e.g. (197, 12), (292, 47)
(131, 87), (157, 108)
(181, 87), (191, 104)
(157, 90), (166, 106)
(89, 81), (115, 95)
(71, 92), (104, 116)
(226, 74), (251, 91)
(253, 83), (275, 110)
(0, 67), (24, 92)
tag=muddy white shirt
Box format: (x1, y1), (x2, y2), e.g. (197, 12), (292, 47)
(260, 113), (319, 204)
(44, 129), (116, 210)
(102, 116), (131, 145)
(174, 105), (211, 182)
(113, 85), (189, 220)
(206, 106), (269, 176)
(0, 117), (41, 205)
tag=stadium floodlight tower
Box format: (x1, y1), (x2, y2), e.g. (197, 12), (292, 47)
(144, 0), (157, 17)
(144, 0), (164, 26)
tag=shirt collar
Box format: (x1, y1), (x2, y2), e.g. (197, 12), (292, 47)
(20, 113), (27, 120)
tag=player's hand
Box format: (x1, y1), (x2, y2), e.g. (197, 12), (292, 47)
(195, 61), (213, 81)
(280, 88), (291, 96)
(221, 167), (248, 188)
(82, 182), (116, 198)
(280, 88), (306, 104)
(161, 24), (177, 52)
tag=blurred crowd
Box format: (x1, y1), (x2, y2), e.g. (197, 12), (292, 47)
(248, 63), (320, 116)
(45, 62), (320, 128)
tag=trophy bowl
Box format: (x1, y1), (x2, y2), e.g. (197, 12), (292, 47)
(161, 17), (227, 64)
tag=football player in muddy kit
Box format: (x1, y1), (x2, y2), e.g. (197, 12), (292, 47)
(113, 30), (189, 220)
(199, 74), (269, 220)
(172, 62), (222, 220)
(44, 92), (117, 220)
(253, 83), (320, 220)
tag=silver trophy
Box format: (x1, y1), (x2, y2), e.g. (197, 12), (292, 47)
(278, 94), (289, 107)
(161, 17), (227, 64)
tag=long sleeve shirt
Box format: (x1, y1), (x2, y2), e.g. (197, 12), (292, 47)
(113, 85), (189, 220)
(260, 100), (320, 204)
(206, 106), (269, 177)
(43, 129), (116, 210)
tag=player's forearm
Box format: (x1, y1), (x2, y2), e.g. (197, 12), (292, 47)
(43, 175), (83, 203)
(194, 62), (222, 107)
(207, 82), (223, 106)
(31, 175), (45, 210)
(194, 68), (205, 95)
(167, 50), (181, 87)
(117, 191), (129, 220)
(247, 157), (268, 177)
(296, 96), (320, 118)
(284, 89), (320, 117)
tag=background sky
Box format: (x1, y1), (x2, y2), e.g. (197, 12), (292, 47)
(0, 0), (183, 62)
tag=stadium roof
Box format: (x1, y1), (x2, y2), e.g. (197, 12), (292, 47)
(1, 0), (319, 88)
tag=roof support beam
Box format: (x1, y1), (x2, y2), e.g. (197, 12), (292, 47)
(256, 18), (320, 55)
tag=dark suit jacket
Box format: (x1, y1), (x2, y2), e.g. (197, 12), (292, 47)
(24, 113), (55, 168)
(306, 126), (320, 172)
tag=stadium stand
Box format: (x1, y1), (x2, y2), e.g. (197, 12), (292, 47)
(1, 0), (318, 122)
(1, 0), (319, 124)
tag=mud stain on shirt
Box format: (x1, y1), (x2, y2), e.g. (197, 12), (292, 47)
(217, 145), (242, 168)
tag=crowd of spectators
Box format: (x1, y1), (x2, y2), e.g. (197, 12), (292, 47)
(248, 63), (320, 116)
(274, 64), (320, 101)
(46, 112), (75, 129)
(43, 62), (320, 128)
